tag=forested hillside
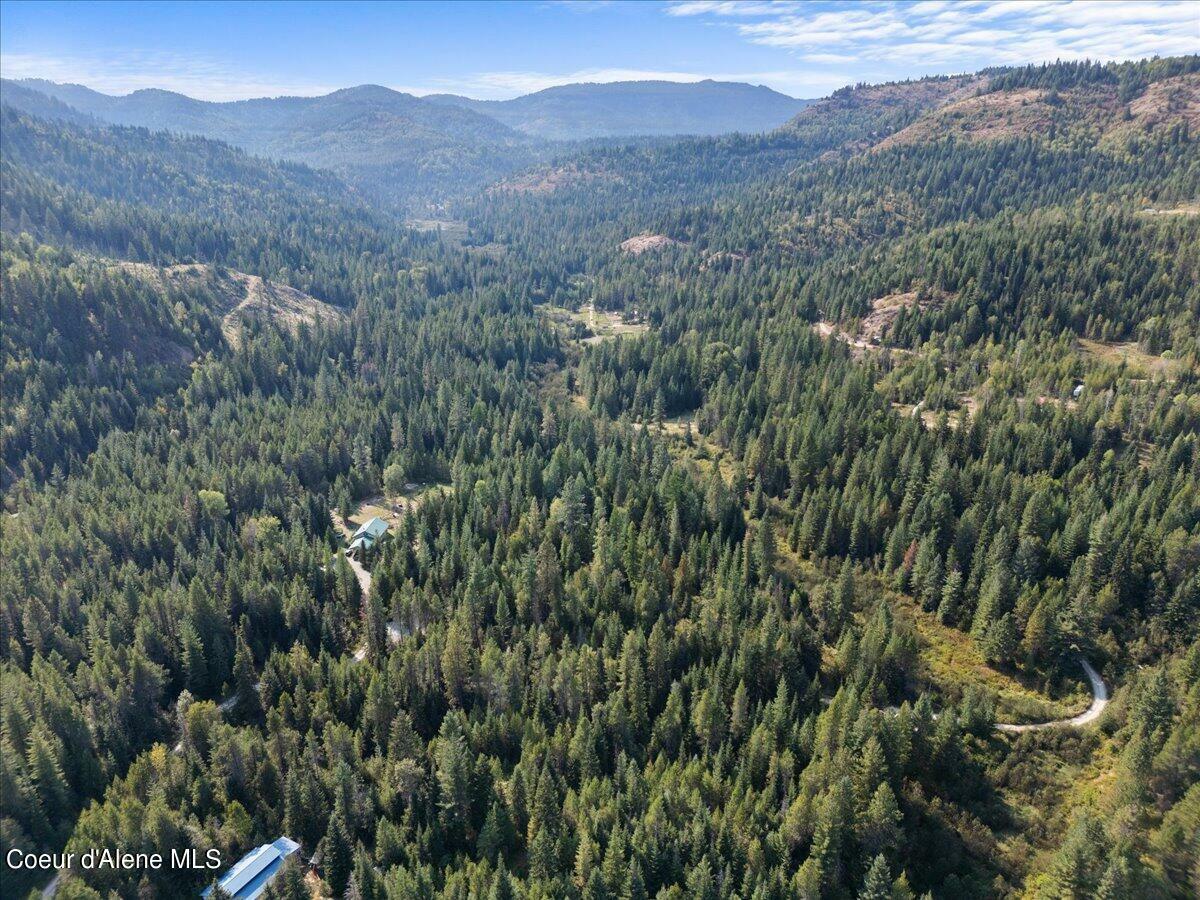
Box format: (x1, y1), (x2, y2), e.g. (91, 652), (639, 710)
(1, 56), (1198, 900)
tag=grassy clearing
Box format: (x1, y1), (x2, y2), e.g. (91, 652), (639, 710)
(405, 219), (469, 242)
(891, 399), (977, 430)
(533, 362), (593, 420)
(986, 704), (1118, 887)
(538, 302), (648, 345)
(763, 499), (1088, 724)
(405, 219), (503, 256)
(764, 541), (1085, 722)
(533, 363), (570, 403)
(650, 413), (738, 483)
(771, 530), (825, 594)
(334, 483), (448, 542)
(1136, 200), (1200, 217)
(887, 586), (1089, 722)
(631, 411), (698, 437)
(1077, 338), (1186, 378)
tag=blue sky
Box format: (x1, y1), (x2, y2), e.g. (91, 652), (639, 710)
(1, 1), (1196, 101)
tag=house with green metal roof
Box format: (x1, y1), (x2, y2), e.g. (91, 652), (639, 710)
(346, 516), (389, 559)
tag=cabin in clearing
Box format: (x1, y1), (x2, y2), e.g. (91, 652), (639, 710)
(346, 516), (389, 559)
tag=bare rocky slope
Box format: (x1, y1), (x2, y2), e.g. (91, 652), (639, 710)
(115, 261), (346, 347)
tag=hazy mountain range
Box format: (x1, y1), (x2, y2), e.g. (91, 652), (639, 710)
(425, 80), (811, 140)
(0, 77), (810, 209)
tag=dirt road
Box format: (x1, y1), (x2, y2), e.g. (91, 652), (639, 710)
(995, 657), (1108, 733)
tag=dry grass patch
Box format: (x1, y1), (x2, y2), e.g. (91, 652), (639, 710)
(891, 398), (976, 430)
(874, 88), (1067, 151)
(878, 75), (1197, 155)
(656, 411), (698, 438)
(1077, 338), (1186, 378)
(405, 219), (469, 242)
(1107, 72), (1200, 148)
(1126, 73), (1200, 128)
(491, 163), (611, 195)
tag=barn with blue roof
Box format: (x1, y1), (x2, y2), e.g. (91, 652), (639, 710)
(201, 836), (301, 900)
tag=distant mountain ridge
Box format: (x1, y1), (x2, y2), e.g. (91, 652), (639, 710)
(425, 79), (811, 139)
(1, 78), (811, 208)
(5, 78), (531, 165)
(0, 79), (98, 126)
(2, 78), (539, 210)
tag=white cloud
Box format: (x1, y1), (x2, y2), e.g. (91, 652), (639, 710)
(666, 1), (804, 17)
(667, 0), (1199, 73)
(802, 53), (859, 64)
(0, 50), (337, 100)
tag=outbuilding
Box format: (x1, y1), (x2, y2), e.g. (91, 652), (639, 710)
(200, 836), (300, 900)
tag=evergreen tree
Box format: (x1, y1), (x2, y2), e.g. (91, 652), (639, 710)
(321, 808), (354, 898)
(860, 854), (894, 900)
(230, 625), (262, 723)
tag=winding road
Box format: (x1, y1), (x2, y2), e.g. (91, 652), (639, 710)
(167, 550), (388, 750)
(995, 656), (1108, 733)
(352, 555), (1112, 731)
(824, 655), (1109, 733)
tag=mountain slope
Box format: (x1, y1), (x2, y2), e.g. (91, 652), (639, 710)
(0, 104), (454, 312)
(773, 56), (1200, 160)
(1, 239), (217, 482)
(463, 58), (1199, 899)
(427, 79), (811, 139)
(875, 71), (1199, 153)
(777, 73), (987, 156)
(114, 261), (347, 347)
(0, 79), (97, 126)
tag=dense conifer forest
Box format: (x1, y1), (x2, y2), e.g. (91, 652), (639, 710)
(1, 56), (1198, 900)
